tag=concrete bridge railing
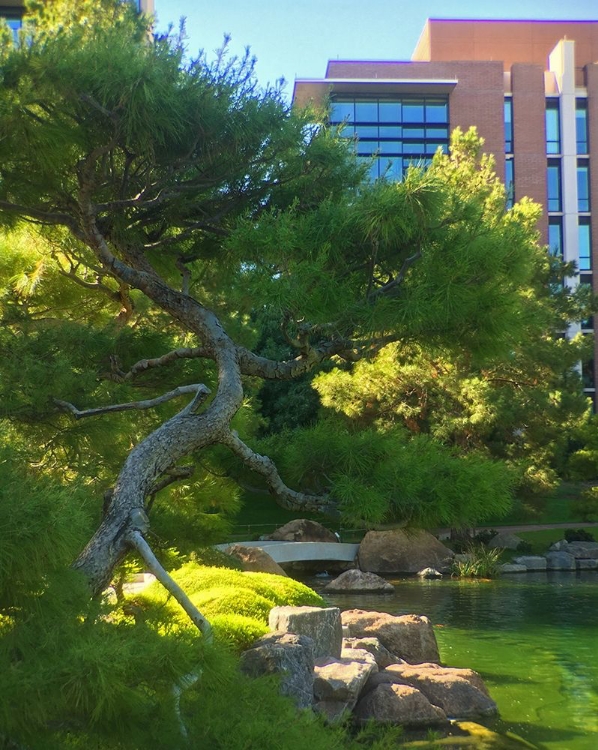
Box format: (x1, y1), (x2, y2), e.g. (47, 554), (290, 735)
(215, 540), (359, 564)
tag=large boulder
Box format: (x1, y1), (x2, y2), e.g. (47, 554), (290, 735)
(566, 541), (598, 559)
(269, 605), (342, 659)
(313, 655), (377, 708)
(268, 519), (339, 543)
(223, 544), (288, 576)
(363, 663), (497, 719)
(239, 632), (314, 709)
(325, 569), (395, 594)
(354, 683), (447, 726)
(341, 609), (440, 664)
(544, 551), (576, 570)
(358, 530), (453, 574)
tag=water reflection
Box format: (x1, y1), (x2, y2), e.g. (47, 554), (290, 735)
(311, 572), (598, 750)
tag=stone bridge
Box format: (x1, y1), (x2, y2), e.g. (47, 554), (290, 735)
(216, 540), (360, 564)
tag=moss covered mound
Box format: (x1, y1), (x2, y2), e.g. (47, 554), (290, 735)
(130, 562), (325, 651)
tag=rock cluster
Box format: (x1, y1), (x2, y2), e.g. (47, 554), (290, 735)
(500, 538), (598, 573)
(240, 605), (497, 729)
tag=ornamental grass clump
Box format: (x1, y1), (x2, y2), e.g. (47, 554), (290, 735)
(451, 544), (503, 578)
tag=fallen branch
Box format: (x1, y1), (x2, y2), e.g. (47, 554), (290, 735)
(126, 528), (213, 642)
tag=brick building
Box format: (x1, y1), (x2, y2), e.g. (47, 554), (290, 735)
(294, 20), (598, 404)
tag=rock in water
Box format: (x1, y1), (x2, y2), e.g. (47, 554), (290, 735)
(358, 529), (454, 574)
(325, 569), (395, 593)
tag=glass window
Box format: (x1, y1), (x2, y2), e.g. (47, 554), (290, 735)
(403, 126), (425, 139)
(504, 99), (513, 154)
(548, 217), (563, 257)
(580, 275), (594, 330)
(402, 100), (425, 123)
(355, 125), (378, 139)
(379, 101), (401, 123)
(425, 100), (448, 123)
(579, 219), (592, 271)
(583, 359), (595, 389)
(379, 125), (402, 138)
(357, 141), (379, 155)
(381, 157), (402, 181)
(546, 100), (560, 154)
(330, 101), (353, 123)
(378, 141), (403, 155)
(576, 100), (588, 154)
(547, 161), (562, 212)
(357, 156), (378, 182)
(578, 161), (590, 212)
(330, 96), (448, 181)
(505, 158), (515, 209)
(355, 101), (378, 122)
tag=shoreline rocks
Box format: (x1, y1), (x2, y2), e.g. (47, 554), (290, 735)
(244, 605), (496, 730)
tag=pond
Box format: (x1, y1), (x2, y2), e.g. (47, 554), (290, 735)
(312, 571), (598, 750)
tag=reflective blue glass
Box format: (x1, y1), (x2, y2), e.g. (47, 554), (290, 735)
(579, 220), (592, 271)
(357, 141), (379, 155)
(425, 101), (448, 123)
(576, 100), (588, 155)
(504, 99), (513, 153)
(330, 102), (353, 123)
(379, 125), (402, 138)
(546, 101), (560, 154)
(403, 126), (425, 139)
(505, 158), (515, 209)
(402, 101), (425, 123)
(548, 217), (562, 257)
(547, 162), (561, 212)
(381, 157), (402, 180)
(577, 163), (590, 212)
(355, 125), (378, 138)
(355, 101), (378, 122)
(379, 102), (401, 122)
(378, 141), (403, 155)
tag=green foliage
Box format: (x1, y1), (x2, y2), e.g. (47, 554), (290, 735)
(130, 563), (325, 651)
(564, 527), (597, 542)
(190, 546), (243, 569)
(209, 613), (269, 652)
(571, 488), (598, 522)
(0, 446), (95, 608)
(451, 545), (503, 578)
(259, 420), (514, 527)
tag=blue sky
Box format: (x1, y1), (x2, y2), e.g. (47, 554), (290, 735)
(154, 1), (597, 98)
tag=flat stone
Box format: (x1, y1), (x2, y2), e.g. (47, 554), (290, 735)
(358, 529), (454, 574)
(512, 555), (547, 571)
(340, 647), (379, 672)
(342, 637), (402, 669)
(269, 606), (342, 659)
(544, 551), (576, 570)
(342, 610), (439, 665)
(354, 683), (447, 726)
(239, 632), (314, 709)
(313, 656), (376, 708)
(499, 563), (527, 574)
(576, 558), (598, 570)
(566, 541), (598, 559)
(325, 569), (395, 593)
(364, 663), (498, 720)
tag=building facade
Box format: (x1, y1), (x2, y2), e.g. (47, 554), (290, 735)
(294, 19), (598, 405)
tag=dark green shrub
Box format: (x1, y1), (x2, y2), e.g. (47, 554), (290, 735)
(564, 527), (596, 542)
(571, 488), (598, 522)
(515, 540), (533, 554)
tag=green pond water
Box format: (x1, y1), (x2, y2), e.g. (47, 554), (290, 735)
(314, 571), (598, 750)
